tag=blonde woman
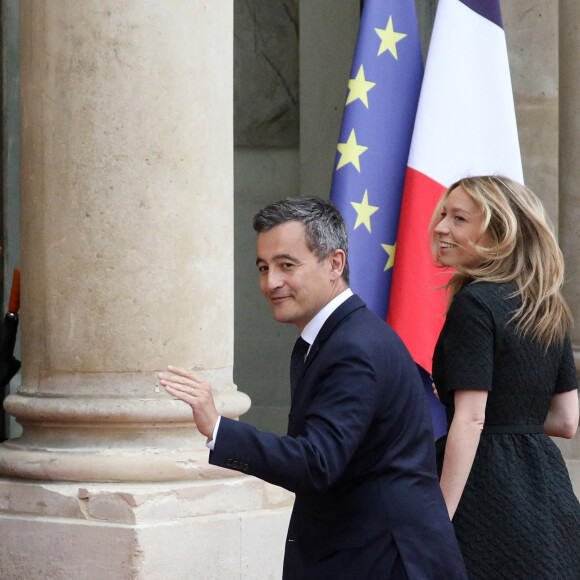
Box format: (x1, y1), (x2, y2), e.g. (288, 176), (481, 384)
(431, 176), (580, 579)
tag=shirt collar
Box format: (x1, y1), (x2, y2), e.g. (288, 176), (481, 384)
(301, 288), (353, 346)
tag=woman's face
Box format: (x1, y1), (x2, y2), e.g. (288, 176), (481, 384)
(434, 186), (490, 269)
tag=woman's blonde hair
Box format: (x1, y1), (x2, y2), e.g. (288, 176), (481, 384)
(429, 175), (571, 346)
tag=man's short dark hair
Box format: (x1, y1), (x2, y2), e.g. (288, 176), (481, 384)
(253, 197), (350, 284)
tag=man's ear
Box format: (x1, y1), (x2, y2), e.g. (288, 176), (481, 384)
(329, 249), (346, 280)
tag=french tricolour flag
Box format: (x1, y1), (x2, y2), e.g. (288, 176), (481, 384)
(387, 0), (523, 433)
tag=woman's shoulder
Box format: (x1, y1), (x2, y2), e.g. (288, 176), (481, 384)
(451, 280), (517, 318)
(456, 280), (516, 302)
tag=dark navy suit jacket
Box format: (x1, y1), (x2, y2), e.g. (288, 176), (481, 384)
(210, 295), (467, 579)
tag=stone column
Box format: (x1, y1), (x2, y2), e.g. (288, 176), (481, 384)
(0, 0), (249, 482)
(559, 0), (580, 496)
(0, 2), (292, 577)
(560, 2), (580, 356)
(503, 3), (559, 221)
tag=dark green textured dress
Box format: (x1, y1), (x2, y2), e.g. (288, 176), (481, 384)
(433, 281), (580, 580)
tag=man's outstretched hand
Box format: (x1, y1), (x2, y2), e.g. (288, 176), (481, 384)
(158, 366), (219, 439)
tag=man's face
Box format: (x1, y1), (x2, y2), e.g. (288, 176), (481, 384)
(256, 221), (341, 331)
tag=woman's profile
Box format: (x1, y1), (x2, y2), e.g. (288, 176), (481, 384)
(431, 175), (580, 579)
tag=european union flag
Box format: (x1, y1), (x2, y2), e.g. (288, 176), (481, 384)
(330, 0), (423, 320)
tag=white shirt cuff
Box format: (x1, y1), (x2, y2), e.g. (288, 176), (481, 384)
(205, 415), (221, 450)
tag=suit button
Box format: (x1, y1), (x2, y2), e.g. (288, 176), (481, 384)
(226, 458), (233, 467)
(232, 460), (239, 469)
(242, 463), (249, 472)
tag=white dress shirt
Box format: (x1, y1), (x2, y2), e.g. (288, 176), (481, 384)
(206, 288), (353, 450)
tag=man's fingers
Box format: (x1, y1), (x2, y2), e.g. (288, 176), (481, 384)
(166, 365), (198, 380)
(160, 367), (208, 389)
(164, 381), (194, 396)
(162, 379), (208, 400)
(159, 371), (190, 385)
(165, 383), (195, 403)
(159, 366), (213, 411)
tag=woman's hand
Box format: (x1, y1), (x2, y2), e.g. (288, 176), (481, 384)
(440, 389), (487, 520)
(432, 379), (440, 401)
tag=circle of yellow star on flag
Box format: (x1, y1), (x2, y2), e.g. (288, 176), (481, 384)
(381, 243), (396, 271)
(346, 65), (376, 109)
(351, 190), (379, 232)
(375, 16), (407, 59)
(336, 129), (368, 173)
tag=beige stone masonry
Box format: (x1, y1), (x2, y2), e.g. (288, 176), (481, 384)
(0, 0), (249, 483)
(0, 478), (293, 579)
(558, 0), (580, 490)
(0, 2), (295, 578)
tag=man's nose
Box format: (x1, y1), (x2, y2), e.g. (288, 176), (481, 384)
(263, 269), (284, 291)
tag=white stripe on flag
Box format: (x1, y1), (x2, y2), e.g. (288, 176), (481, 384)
(408, 0), (523, 186)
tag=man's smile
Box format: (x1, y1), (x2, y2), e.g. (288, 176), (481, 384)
(270, 294), (293, 304)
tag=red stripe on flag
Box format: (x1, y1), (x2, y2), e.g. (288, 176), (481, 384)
(387, 167), (452, 373)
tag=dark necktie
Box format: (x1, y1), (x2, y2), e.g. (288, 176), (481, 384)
(290, 336), (309, 396)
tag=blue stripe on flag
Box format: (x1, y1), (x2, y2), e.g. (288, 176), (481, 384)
(330, 0), (423, 320)
(460, 0), (503, 28)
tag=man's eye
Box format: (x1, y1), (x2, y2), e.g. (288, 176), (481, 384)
(257, 265), (268, 273)
(282, 263), (294, 269)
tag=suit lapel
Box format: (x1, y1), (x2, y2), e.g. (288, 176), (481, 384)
(303, 294), (366, 374)
(288, 295), (366, 420)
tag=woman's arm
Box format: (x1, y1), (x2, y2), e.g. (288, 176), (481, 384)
(544, 389), (579, 439)
(440, 389), (488, 520)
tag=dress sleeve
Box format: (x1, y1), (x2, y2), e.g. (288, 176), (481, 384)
(439, 290), (494, 393)
(555, 334), (579, 394)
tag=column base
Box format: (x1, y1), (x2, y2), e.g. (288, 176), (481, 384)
(0, 477), (293, 579)
(0, 370), (251, 482)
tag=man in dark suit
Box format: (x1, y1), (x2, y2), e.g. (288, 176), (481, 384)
(159, 197), (467, 579)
